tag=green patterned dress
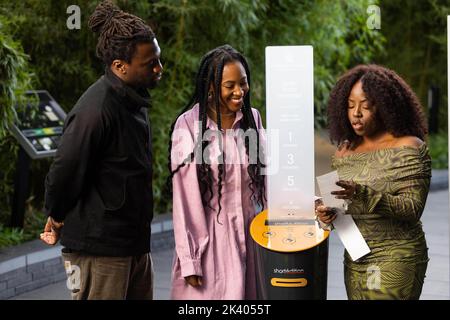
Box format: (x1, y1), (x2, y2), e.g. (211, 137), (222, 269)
(332, 143), (431, 300)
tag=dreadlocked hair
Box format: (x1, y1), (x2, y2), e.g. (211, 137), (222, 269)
(88, 0), (155, 65)
(166, 45), (266, 224)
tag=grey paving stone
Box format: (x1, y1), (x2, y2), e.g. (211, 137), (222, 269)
(26, 262), (44, 273)
(0, 240), (51, 263)
(0, 256), (26, 275)
(0, 281), (6, 291)
(7, 272), (32, 289)
(151, 223), (162, 234)
(163, 220), (173, 231)
(421, 279), (449, 297)
(154, 287), (170, 300)
(0, 288), (15, 300)
(15, 277), (53, 296)
(11, 280), (70, 300)
(27, 246), (62, 265)
(326, 287), (347, 300)
(32, 265), (65, 281)
(0, 266), (27, 282)
(43, 257), (63, 268)
(421, 294), (449, 300)
(51, 272), (68, 283)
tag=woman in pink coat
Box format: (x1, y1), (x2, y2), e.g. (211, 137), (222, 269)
(168, 45), (266, 299)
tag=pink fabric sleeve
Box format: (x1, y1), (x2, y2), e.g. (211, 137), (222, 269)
(171, 114), (209, 277)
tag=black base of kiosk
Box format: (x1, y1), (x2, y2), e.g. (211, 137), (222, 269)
(254, 238), (329, 300)
(250, 210), (330, 300)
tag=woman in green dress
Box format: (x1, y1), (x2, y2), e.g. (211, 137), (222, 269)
(316, 64), (431, 300)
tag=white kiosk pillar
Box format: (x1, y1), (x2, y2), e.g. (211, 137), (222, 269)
(250, 46), (329, 299)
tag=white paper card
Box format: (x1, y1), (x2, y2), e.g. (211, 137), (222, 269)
(316, 171), (371, 261)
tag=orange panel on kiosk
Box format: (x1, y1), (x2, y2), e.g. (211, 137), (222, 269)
(250, 210), (329, 253)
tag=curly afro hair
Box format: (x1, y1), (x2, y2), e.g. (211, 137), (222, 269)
(327, 64), (428, 147)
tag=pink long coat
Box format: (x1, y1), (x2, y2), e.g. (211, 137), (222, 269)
(170, 104), (265, 300)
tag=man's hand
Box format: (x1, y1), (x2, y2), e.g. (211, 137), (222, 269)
(184, 275), (203, 287)
(40, 216), (64, 245)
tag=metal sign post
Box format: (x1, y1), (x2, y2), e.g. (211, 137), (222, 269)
(10, 90), (66, 228)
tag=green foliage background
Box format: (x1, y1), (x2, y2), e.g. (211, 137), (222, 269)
(0, 0), (448, 238)
(380, 1), (449, 169)
(0, 13), (37, 232)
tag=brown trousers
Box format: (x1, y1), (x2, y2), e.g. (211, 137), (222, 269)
(61, 251), (153, 300)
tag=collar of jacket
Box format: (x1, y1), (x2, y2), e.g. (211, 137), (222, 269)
(103, 67), (151, 112)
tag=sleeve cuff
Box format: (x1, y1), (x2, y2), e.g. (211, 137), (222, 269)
(180, 258), (203, 278)
(316, 218), (333, 231)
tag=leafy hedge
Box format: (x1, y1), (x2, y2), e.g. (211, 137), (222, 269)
(0, 13), (36, 228)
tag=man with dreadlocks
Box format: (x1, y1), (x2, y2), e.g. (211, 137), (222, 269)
(168, 45), (266, 299)
(40, 0), (162, 300)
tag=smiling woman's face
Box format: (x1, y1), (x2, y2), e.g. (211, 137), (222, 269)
(347, 80), (379, 137)
(217, 61), (249, 114)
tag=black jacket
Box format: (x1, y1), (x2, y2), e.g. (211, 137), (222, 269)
(44, 69), (153, 256)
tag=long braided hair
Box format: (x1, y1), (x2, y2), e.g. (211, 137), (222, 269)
(167, 45), (266, 223)
(88, 0), (155, 65)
